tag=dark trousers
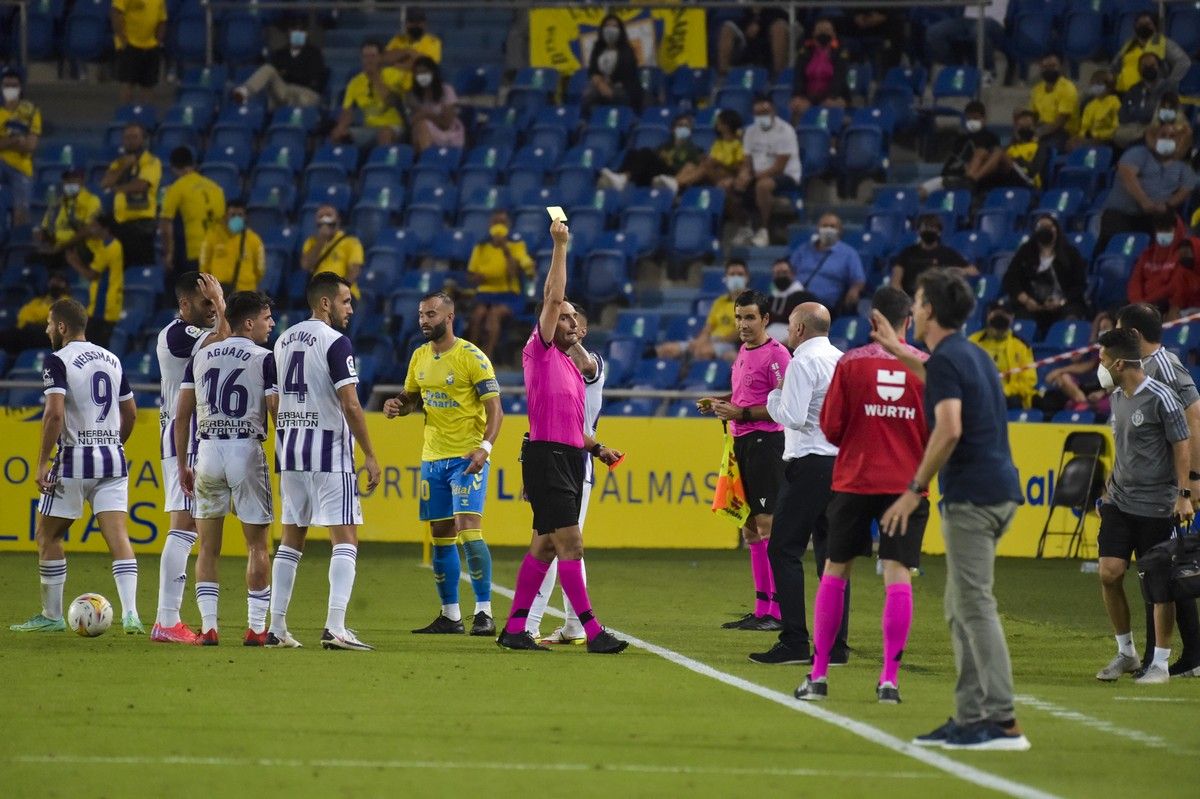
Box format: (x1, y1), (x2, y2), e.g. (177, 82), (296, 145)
(1142, 595), (1200, 668)
(768, 454), (850, 652)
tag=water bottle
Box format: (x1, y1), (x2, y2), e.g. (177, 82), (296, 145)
(379, 187), (390, 208)
(942, 192), (954, 210)
(953, 70), (964, 91)
(742, 70), (753, 89)
(582, 149), (593, 168)
(291, 107), (302, 126)
(705, 362), (717, 384)
(533, 70), (544, 89)
(817, 108), (828, 129)
(594, 191), (604, 209)
(607, 108), (618, 128)
(699, 190), (710, 210)
(61, 144), (72, 164)
(386, 147), (397, 165)
(633, 317), (645, 338)
(183, 106), (194, 125)
(1124, 237), (1134, 256)
(485, 148), (496, 168)
(1085, 149), (1096, 169)
(269, 186), (280, 207)
(1057, 192), (1069, 212)
(487, 188), (498, 207)
(277, 146), (289, 166)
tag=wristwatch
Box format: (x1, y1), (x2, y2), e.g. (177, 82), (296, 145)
(1179, 487), (1193, 498)
(741, 407), (751, 422)
(590, 442), (603, 457)
(908, 480), (925, 495)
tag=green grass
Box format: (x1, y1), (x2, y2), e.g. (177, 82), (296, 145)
(1, 545), (1196, 798)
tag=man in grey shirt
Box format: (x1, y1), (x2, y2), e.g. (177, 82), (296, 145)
(1094, 327), (1193, 686)
(1098, 126), (1196, 252)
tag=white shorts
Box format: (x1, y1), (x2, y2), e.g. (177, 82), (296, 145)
(38, 476), (128, 520)
(161, 455), (194, 514)
(280, 471), (362, 528)
(192, 440), (273, 525)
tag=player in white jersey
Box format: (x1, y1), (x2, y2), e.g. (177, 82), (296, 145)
(527, 304), (606, 644)
(269, 272), (381, 650)
(175, 292), (278, 646)
(10, 299), (145, 634)
(151, 272), (230, 644)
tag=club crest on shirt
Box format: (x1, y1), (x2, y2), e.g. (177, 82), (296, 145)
(1132, 410), (1145, 427)
(41, 368), (52, 387)
(876, 369), (906, 402)
(446, 374), (455, 385)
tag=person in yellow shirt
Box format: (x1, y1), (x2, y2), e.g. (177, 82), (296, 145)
(968, 299), (1038, 410)
(466, 211), (534, 359)
(100, 123), (161, 268)
(301, 205), (364, 297)
(64, 214), (124, 348)
(1069, 69), (1120, 149)
(330, 40), (406, 147)
(668, 108), (744, 193)
(1110, 12), (1190, 94)
(111, 0), (167, 104)
(383, 7), (442, 93)
(0, 273), (67, 355)
(1029, 54), (1078, 150)
(159, 147), (226, 275)
(200, 200), (265, 294)
(657, 259), (747, 363)
(0, 69), (41, 225)
(34, 167), (99, 272)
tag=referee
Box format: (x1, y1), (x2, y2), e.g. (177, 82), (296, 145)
(497, 219), (627, 654)
(874, 269), (1030, 751)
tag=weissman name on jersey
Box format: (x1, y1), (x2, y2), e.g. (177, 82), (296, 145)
(43, 340), (133, 479)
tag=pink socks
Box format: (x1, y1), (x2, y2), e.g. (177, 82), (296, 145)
(880, 583), (913, 686)
(558, 559), (603, 641)
(811, 574), (849, 680)
(748, 540), (779, 618)
(504, 554), (552, 635)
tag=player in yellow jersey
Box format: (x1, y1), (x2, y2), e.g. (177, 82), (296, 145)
(384, 292), (503, 636)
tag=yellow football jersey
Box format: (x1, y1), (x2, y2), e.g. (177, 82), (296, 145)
(405, 338), (500, 461)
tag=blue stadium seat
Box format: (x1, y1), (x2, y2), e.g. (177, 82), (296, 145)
(1008, 408), (1040, 422)
(410, 185), (458, 218)
(1010, 10), (1056, 68)
(203, 142), (252, 172)
(359, 248), (404, 297)
(620, 207), (664, 257)
(552, 166), (597, 208)
(614, 310), (661, 342)
(587, 105), (635, 134)
(216, 102), (267, 134)
(931, 66), (980, 107)
(632, 358), (682, 389)
(463, 145), (512, 172)
(217, 11), (264, 66)
(627, 124), (670, 152)
(181, 64), (229, 91)
(1064, 231), (1095, 263)
(577, 127), (621, 162)
(460, 185), (511, 215)
(304, 183), (352, 215)
(257, 144), (304, 175)
(841, 126), (888, 185)
(1031, 188), (1084, 224)
(416, 146), (463, 174)
(124, 265), (164, 294)
(123, 352), (161, 382)
(1101, 232), (1149, 260)
(829, 316), (871, 348)
(667, 67), (713, 107)
(200, 163), (242, 199)
(583, 248), (632, 306)
(800, 105), (845, 133)
(795, 126), (833, 180)
(65, 0), (111, 62)
(713, 87), (753, 123)
(302, 163), (350, 201)
(452, 64), (502, 98)
(921, 189), (972, 226)
(882, 65), (928, 95)
(155, 124), (201, 155)
(678, 186), (725, 221)
(310, 143), (358, 175)
(1051, 409), (1096, 425)
(872, 186), (921, 217)
(682, 359), (731, 391)
(366, 144), (414, 172)
(563, 69), (590, 105)
(669, 209), (720, 264)
(271, 105), (321, 134)
(171, 7), (209, 65)
(1035, 319), (1089, 358)
(114, 103), (158, 132)
(1056, 146), (1112, 192)
(666, 398), (703, 418)
(1062, 8), (1105, 64)
(402, 206), (445, 253)
(626, 186), (675, 215)
(610, 398), (659, 417)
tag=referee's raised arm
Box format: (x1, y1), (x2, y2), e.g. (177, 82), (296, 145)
(539, 220), (571, 344)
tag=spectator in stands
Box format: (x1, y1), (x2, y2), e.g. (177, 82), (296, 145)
(384, 7), (442, 94)
(1003, 213), (1089, 336)
(1111, 12), (1190, 95)
(765, 259), (817, 343)
(159, 147), (226, 279)
(672, 109), (744, 193)
(919, 101), (1002, 199)
(301, 205), (364, 298)
(787, 213), (865, 315)
(100, 123), (160, 268)
(925, 0), (1010, 84)
(583, 13), (644, 113)
(0, 68), (39, 226)
(837, 7), (905, 71)
(111, 0), (166, 105)
(1042, 312), (1115, 418)
(1115, 53), (1176, 148)
(200, 199), (265, 295)
(788, 18), (852, 122)
(968, 299), (1038, 410)
(890, 214), (977, 296)
(65, 214), (123, 348)
(466, 211), (535, 360)
(716, 7), (789, 76)
(1155, 93), (1193, 157)
(1030, 54), (1078, 150)
(35, 167), (99, 274)
(331, 40), (406, 147)
(232, 15), (327, 109)
(1126, 213), (1200, 321)
(731, 96), (801, 248)
(599, 112), (702, 192)
(656, 260), (746, 363)
(1099, 124), (1197, 252)
(0, 272), (66, 355)
(1068, 69), (1120, 150)
(405, 56), (465, 154)
(998, 109), (1049, 190)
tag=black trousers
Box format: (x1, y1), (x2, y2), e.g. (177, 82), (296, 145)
(768, 454), (850, 652)
(1142, 594), (1200, 669)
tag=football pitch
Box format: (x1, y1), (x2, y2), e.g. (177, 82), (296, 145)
(0, 545), (1196, 799)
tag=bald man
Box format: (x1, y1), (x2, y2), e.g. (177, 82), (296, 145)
(750, 303), (847, 665)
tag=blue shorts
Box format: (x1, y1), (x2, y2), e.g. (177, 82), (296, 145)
(420, 457), (489, 521)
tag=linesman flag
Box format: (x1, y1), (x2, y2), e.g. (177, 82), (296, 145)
(711, 422), (750, 527)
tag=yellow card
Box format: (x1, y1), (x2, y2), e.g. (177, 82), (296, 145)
(546, 206), (567, 222)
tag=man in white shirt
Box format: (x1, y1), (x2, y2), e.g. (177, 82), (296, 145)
(925, 0), (1011, 83)
(733, 96), (801, 248)
(750, 302), (845, 665)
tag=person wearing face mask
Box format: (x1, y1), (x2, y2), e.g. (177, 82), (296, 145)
(786, 213), (865, 315)
(671, 109), (744, 194)
(998, 109), (1050, 190)
(1029, 54), (1078, 149)
(405, 56), (464, 154)
(159, 147), (226, 279)
(656, 260), (748, 363)
(1069, 69), (1120, 149)
(200, 200), (265, 295)
(788, 18), (852, 122)
(1111, 12), (1190, 95)
(1153, 93), (1193, 158)
(1002, 213), (1088, 338)
(583, 13), (643, 113)
(64, 214), (124, 348)
(301, 205), (364, 300)
(1099, 124), (1197, 253)
(733, 97), (801, 248)
(967, 299), (1038, 410)
(232, 15), (326, 109)
(1126, 213), (1200, 321)
(383, 7), (443, 93)
(600, 112), (703, 192)
(765, 260), (819, 343)
(1115, 53), (1178, 149)
(890, 214), (976, 297)
(0, 273), (69, 355)
(35, 167), (100, 273)
(1041, 312), (1114, 418)
(0, 68), (39, 226)
(331, 40), (406, 147)
(466, 211), (535, 360)
(110, 0), (166, 105)
(100, 123), (161, 270)
(716, 7), (790, 76)
(921, 101), (1005, 200)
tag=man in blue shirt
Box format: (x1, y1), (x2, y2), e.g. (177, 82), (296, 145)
(787, 212), (865, 316)
(871, 268), (1030, 752)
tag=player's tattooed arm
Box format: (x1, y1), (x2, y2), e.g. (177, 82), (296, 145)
(567, 344), (597, 380)
(383, 391), (423, 418)
(466, 395), (504, 474)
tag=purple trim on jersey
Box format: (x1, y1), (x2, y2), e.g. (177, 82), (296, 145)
(320, 430), (333, 472)
(165, 319), (204, 359)
(326, 335), (357, 386)
(61, 451), (73, 478)
(263, 355), (277, 391)
(81, 447), (94, 479)
(99, 447), (113, 476)
(182, 359), (194, 384)
(283, 429), (298, 471)
(42, 354), (67, 393)
(118, 372), (130, 397)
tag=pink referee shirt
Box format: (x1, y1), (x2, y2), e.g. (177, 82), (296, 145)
(730, 338), (790, 436)
(523, 326), (585, 447)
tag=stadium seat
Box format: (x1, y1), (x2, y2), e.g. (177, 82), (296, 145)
(610, 398), (659, 417)
(310, 143), (359, 175)
(678, 187), (725, 221)
(921, 189), (972, 227)
(682, 359), (731, 391)
(713, 87), (753, 122)
(1062, 8), (1105, 65)
(552, 166), (597, 208)
(628, 124), (670, 152)
(200, 163), (242, 199)
(583, 248), (633, 306)
(452, 65), (502, 98)
(1010, 9), (1056, 68)
(1051, 409), (1097, 425)
(795, 126), (833, 180)
(1101, 232), (1149, 261)
(170, 7), (209, 65)
(366, 144), (415, 172)
(304, 183), (352, 215)
(410, 185), (458, 218)
(359, 168), (405, 210)
(667, 399), (704, 418)
(829, 316), (870, 348)
(667, 67), (714, 107)
(416, 146), (463, 174)
(1056, 147), (1112, 193)
(1031, 188), (1084, 224)
(620, 207), (664, 257)
(882, 65), (928, 95)
(65, 0), (111, 62)
(1008, 408), (1040, 422)
(1035, 319), (1089, 358)
(217, 10), (264, 66)
(800, 105), (845, 133)
(632, 358), (682, 390)
(216, 102), (267, 134)
(668, 209), (721, 264)
(614, 310), (661, 343)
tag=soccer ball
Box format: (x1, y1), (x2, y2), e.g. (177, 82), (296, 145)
(67, 593), (113, 637)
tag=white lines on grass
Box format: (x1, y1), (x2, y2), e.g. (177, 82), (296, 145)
(483, 577), (1061, 799)
(1014, 695), (1169, 748)
(2, 754), (941, 780)
(1113, 696), (1199, 703)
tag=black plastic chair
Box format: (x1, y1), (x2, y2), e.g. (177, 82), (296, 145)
(1036, 431), (1107, 558)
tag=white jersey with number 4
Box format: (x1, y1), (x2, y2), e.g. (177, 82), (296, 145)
(183, 337), (277, 440)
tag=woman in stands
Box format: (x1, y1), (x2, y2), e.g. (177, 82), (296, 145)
(788, 17), (852, 123)
(406, 56), (465, 153)
(583, 14), (643, 113)
(1002, 212), (1089, 339)
(1041, 311), (1114, 420)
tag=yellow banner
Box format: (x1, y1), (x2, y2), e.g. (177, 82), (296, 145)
(529, 6), (707, 74)
(0, 410), (1108, 558)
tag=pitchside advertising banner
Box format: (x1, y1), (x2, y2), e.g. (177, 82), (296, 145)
(528, 6), (707, 74)
(0, 410), (1107, 558)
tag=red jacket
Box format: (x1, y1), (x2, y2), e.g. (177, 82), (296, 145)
(820, 342), (929, 495)
(1127, 217), (1200, 308)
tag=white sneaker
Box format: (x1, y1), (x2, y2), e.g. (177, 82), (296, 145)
(540, 626), (586, 645)
(265, 630), (303, 648)
(321, 627), (375, 651)
(599, 168), (628, 191)
(1096, 652), (1140, 681)
(732, 225), (755, 246)
(652, 174), (678, 194)
(1134, 663), (1170, 685)
(750, 228), (770, 247)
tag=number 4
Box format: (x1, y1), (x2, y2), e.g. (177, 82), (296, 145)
(284, 351), (307, 403)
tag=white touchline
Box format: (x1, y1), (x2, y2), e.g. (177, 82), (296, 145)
(1014, 695), (1172, 749)
(483, 577), (1061, 799)
(1113, 697), (1199, 703)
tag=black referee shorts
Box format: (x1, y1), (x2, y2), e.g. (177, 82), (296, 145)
(826, 491), (930, 569)
(523, 440), (585, 535)
(733, 431), (785, 518)
(1097, 503), (1174, 561)
(115, 46), (161, 87)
